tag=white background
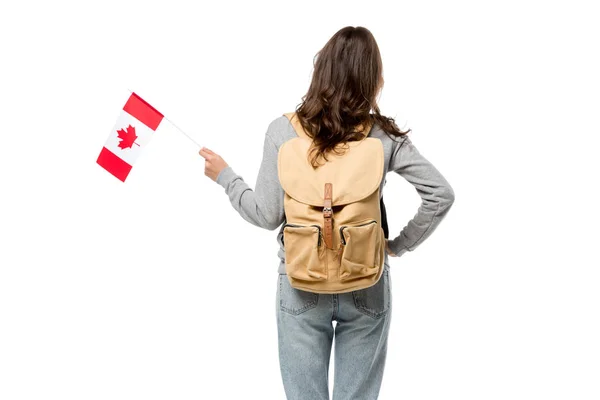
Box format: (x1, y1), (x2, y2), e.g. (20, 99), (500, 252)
(1, 0), (599, 399)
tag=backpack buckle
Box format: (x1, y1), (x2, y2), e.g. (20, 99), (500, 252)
(323, 183), (333, 248)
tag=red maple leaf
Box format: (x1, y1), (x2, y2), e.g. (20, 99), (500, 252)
(117, 125), (139, 149)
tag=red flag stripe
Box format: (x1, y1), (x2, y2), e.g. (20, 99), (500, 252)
(97, 147), (133, 182)
(123, 92), (164, 131)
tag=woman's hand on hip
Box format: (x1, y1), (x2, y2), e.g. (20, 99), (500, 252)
(198, 147), (229, 182)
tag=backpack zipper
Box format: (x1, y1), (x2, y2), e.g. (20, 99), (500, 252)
(339, 220), (377, 245)
(283, 223), (323, 247)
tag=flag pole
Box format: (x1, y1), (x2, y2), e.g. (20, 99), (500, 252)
(126, 89), (202, 148)
(163, 116), (202, 148)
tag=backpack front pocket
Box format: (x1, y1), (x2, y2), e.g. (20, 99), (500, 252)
(283, 224), (327, 281)
(338, 220), (383, 282)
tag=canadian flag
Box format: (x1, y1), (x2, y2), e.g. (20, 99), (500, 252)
(97, 92), (164, 182)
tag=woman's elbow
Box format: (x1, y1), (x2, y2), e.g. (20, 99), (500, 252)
(263, 216), (283, 231)
(265, 221), (281, 231)
(442, 185), (455, 209)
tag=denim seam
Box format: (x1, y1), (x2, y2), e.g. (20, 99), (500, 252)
(332, 294), (338, 321)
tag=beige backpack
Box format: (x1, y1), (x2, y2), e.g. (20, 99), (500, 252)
(278, 112), (386, 294)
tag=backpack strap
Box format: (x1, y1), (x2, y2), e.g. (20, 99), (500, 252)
(283, 112), (310, 140)
(323, 183), (333, 249)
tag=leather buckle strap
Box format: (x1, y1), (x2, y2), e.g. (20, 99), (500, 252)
(323, 183), (333, 249)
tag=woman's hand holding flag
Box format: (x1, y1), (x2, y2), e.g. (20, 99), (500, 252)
(198, 147), (229, 182)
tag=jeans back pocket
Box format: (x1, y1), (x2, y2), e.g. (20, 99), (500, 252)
(352, 269), (390, 319)
(279, 274), (319, 315)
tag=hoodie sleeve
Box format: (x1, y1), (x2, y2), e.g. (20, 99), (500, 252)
(386, 136), (455, 257)
(214, 130), (285, 231)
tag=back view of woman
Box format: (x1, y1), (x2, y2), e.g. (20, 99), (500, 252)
(199, 26), (455, 400)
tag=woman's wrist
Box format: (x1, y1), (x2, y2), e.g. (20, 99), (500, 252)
(385, 239), (397, 257)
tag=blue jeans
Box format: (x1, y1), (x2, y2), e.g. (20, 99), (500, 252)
(276, 264), (392, 400)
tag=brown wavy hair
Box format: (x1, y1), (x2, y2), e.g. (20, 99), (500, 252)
(294, 26), (411, 168)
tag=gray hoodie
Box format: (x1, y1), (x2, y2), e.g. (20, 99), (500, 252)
(215, 114), (455, 274)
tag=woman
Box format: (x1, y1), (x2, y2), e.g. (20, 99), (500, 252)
(198, 26), (455, 400)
